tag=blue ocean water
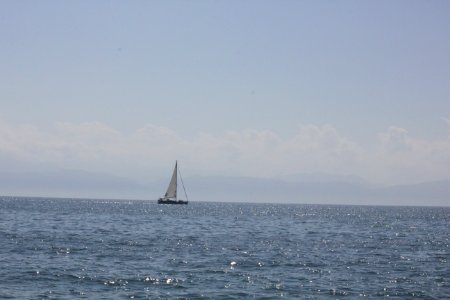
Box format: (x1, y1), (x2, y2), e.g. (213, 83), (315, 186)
(0, 197), (448, 299)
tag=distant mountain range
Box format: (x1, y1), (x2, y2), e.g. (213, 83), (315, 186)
(0, 170), (150, 199)
(0, 170), (448, 206)
(187, 175), (450, 206)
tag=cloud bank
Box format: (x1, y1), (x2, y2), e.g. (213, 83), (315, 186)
(0, 119), (449, 185)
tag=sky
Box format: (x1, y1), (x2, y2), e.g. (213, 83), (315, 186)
(1, 1), (450, 195)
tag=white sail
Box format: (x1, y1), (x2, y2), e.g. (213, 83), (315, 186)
(158, 160), (189, 204)
(164, 161), (177, 199)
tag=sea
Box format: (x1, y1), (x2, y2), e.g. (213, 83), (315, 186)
(0, 197), (448, 299)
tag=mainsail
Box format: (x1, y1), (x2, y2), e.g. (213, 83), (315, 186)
(164, 161), (177, 199)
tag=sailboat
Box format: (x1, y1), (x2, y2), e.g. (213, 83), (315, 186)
(158, 161), (189, 205)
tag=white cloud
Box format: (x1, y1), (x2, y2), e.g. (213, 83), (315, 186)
(379, 126), (412, 153)
(281, 124), (363, 175)
(0, 119), (449, 185)
(443, 117), (450, 129)
(369, 126), (450, 184)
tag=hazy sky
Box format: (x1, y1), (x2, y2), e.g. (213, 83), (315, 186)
(1, 1), (450, 186)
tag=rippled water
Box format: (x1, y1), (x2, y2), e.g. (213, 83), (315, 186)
(0, 197), (449, 299)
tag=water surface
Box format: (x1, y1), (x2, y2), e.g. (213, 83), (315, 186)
(0, 197), (448, 298)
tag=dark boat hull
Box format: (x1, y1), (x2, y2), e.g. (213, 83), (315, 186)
(158, 198), (188, 205)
